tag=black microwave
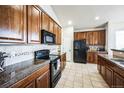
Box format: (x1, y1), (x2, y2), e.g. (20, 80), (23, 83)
(41, 30), (56, 44)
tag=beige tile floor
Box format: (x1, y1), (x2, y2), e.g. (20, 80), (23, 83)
(55, 62), (109, 88)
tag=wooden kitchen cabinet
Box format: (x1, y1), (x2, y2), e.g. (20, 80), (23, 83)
(53, 23), (61, 45)
(113, 72), (124, 88)
(0, 5), (27, 43)
(49, 18), (54, 33)
(100, 58), (106, 79)
(42, 12), (49, 31)
(36, 70), (49, 88)
(87, 32), (93, 45)
(98, 30), (105, 45)
(87, 52), (97, 64)
(10, 64), (50, 88)
(53, 23), (58, 44)
(61, 53), (66, 71)
(57, 27), (61, 45)
(74, 32), (78, 40)
(92, 31), (99, 45)
(74, 30), (105, 45)
(97, 55), (124, 88)
(27, 5), (41, 43)
(24, 81), (36, 88)
(105, 66), (113, 87)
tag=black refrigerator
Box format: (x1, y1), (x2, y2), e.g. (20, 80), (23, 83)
(73, 40), (88, 63)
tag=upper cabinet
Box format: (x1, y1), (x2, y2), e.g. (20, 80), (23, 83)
(42, 12), (49, 31)
(0, 5), (27, 43)
(0, 5), (62, 45)
(27, 5), (41, 44)
(87, 31), (93, 45)
(57, 26), (61, 44)
(53, 23), (61, 45)
(49, 18), (54, 33)
(74, 30), (105, 45)
(98, 30), (105, 45)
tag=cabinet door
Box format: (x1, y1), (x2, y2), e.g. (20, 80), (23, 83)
(87, 32), (93, 45)
(92, 31), (98, 45)
(36, 70), (50, 88)
(28, 5), (41, 43)
(87, 52), (96, 63)
(113, 72), (124, 88)
(25, 81), (35, 88)
(74, 32), (78, 40)
(58, 27), (61, 45)
(100, 58), (106, 79)
(0, 5), (27, 43)
(87, 52), (93, 63)
(101, 31), (105, 45)
(53, 23), (58, 44)
(98, 31), (105, 45)
(105, 66), (113, 87)
(42, 12), (49, 31)
(49, 18), (54, 33)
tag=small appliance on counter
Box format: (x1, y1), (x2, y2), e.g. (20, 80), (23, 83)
(97, 47), (105, 51)
(0, 52), (8, 72)
(41, 30), (56, 44)
(34, 50), (61, 88)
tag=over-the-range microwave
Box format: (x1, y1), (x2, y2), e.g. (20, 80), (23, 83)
(41, 30), (56, 44)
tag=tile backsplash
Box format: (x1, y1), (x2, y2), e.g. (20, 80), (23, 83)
(0, 44), (61, 66)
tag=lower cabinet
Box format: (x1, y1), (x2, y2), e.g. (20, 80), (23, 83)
(87, 52), (97, 64)
(105, 66), (113, 87)
(113, 72), (124, 88)
(61, 53), (66, 71)
(97, 55), (124, 88)
(25, 81), (35, 88)
(36, 70), (49, 88)
(10, 64), (50, 88)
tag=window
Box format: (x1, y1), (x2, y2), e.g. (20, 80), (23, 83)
(116, 30), (124, 49)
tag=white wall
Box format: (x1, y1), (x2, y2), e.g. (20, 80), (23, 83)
(0, 5), (61, 66)
(61, 26), (74, 62)
(106, 21), (124, 55)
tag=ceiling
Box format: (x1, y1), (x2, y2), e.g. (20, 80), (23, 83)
(51, 5), (124, 30)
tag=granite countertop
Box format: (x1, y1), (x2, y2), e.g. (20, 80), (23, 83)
(98, 54), (124, 69)
(0, 59), (50, 88)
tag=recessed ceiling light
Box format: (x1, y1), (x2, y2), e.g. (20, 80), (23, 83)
(68, 20), (72, 25)
(95, 16), (100, 20)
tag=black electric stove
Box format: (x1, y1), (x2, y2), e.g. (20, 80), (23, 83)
(34, 50), (61, 88)
(49, 54), (61, 88)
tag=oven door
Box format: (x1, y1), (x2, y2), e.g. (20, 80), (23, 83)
(51, 58), (61, 78)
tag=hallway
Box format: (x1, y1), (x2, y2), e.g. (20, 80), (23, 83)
(56, 62), (109, 88)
